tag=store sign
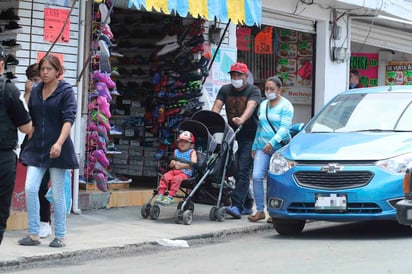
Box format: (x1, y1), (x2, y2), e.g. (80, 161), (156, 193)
(385, 61), (412, 85)
(350, 53), (378, 87)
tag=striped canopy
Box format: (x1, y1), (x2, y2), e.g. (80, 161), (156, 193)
(128, 0), (261, 26)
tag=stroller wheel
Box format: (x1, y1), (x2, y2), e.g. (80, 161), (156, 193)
(150, 205), (160, 220)
(177, 201), (195, 213)
(182, 210), (193, 225)
(174, 209), (183, 224)
(141, 203), (151, 219)
(209, 206), (217, 221)
(216, 207), (226, 222)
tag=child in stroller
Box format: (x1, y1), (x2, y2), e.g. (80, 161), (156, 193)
(154, 131), (197, 206)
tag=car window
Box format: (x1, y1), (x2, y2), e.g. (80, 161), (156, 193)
(306, 93), (412, 132)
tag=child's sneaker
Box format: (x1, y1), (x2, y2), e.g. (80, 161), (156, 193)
(161, 196), (174, 206)
(154, 194), (163, 205)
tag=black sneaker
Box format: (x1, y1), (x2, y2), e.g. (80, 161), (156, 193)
(4, 20), (22, 33)
(0, 8), (20, 21)
(6, 54), (19, 66)
(2, 39), (21, 49)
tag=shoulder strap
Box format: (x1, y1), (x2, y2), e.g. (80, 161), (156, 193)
(266, 101), (277, 134)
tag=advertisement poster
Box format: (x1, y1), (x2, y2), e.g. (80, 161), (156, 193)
(44, 8), (71, 43)
(350, 53), (379, 87)
(385, 61), (412, 85)
(203, 44), (237, 99)
(276, 29), (313, 105)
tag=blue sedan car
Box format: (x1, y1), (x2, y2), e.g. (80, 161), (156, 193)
(267, 85), (412, 235)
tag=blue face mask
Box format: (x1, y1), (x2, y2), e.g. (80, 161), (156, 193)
(32, 82), (39, 89)
(349, 83), (356, 89)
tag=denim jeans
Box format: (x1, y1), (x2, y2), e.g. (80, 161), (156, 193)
(25, 166), (67, 238)
(230, 139), (254, 210)
(252, 149), (273, 212)
(0, 150), (17, 245)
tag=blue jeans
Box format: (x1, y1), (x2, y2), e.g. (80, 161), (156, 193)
(25, 166), (67, 238)
(230, 139), (254, 211)
(252, 149), (273, 212)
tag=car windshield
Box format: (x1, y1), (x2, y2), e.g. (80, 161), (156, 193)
(306, 92), (412, 133)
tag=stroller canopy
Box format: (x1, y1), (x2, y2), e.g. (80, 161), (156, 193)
(191, 110), (234, 146)
(178, 119), (217, 154)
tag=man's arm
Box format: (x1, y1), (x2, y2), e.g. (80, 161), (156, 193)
(19, 121), (32, 135)
(211, 99), (224, 113)
(232, 100), (258, 126)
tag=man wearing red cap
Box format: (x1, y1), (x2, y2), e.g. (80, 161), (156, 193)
(212, 62), (262, 219)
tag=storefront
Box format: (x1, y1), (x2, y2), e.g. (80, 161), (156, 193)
(6, 0), (412, 230)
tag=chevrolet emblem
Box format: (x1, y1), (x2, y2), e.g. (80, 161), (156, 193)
(320, 163), (343, 173)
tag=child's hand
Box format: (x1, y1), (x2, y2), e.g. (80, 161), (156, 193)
(170, 160), (176, 168)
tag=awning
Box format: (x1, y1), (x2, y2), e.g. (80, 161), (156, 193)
(128, 0), (261, 26)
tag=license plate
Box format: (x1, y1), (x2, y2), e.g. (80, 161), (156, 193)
(315, 193), (347, 211)
(406, 209), (412, 220)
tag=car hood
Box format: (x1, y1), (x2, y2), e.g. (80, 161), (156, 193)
(283, 132), (412, 160)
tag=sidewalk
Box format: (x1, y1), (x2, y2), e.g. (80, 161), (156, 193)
(0, 204), (272, 268)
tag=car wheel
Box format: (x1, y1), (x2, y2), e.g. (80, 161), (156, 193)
(272, 219), (306, 235)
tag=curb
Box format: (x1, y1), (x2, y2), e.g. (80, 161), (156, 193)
(0, 223), (273, 270)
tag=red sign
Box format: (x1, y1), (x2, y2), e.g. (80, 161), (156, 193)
(44, 8), (70, 43)
(254, 26), (273, 54)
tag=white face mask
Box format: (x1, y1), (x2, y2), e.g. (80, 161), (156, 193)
(231, 79), (243, 89)
(265, 92), (277, 100)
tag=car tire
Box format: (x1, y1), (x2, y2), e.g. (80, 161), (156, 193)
(272, 219), (306, 235)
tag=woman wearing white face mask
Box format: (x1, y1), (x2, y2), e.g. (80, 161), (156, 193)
(248, 76), (294, 223)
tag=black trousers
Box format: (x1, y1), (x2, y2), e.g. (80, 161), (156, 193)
(39, 170), (50, 223)
(0, 150), (17, 245)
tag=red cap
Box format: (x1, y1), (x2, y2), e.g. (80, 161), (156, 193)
(177, 131), (195, 143)
(228, 62), (248, 74)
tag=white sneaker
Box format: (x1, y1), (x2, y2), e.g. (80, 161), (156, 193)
(157, 42), (179, 56)
(39, 222), (51, 238)
(156, 34), (177, 46)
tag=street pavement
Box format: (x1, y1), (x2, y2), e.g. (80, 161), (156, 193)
(0, 204), (272, 268)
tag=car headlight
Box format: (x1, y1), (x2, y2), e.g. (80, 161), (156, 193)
(269, 152), (296, 175)
(376, 153), (412, 174)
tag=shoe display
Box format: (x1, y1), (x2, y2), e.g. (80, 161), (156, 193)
(92, 71), (116, 89)
(0, 8), (20, 20)
(156, 34), (177, 45)
(247, 211), (266, 222)
(99, 3), (111, 24)
(225, 206), (241, 219)
(93, 171), (108, 192)
(267, 217), (273, 224)
(109, 125), (122, 135)
(157, 42), (179, 56)
(99, 39), (110, 56)
(93, 149), (110, 168)
(106, 142), (122, 154)
(39, 222), (52, 238)
(2, 39), (21, 49)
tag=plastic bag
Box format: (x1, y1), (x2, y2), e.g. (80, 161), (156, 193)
(45, 170), (72, 215)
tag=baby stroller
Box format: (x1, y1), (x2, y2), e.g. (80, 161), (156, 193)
(141, 110), (239, 225)
(140, 113), (218, 223)
(175, 110), (240, 224)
